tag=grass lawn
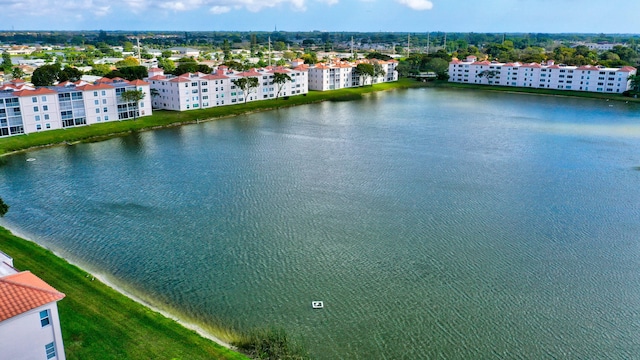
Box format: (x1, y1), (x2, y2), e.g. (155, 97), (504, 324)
(0, 227), (249, 360)
(0, 79), (429, 156)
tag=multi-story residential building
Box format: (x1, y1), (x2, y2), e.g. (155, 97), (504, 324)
(146, 66), (308, 111)
(0, 78), (152, 137)
(449, 56), (637, 94)
(0, 250), (66, 360)
(307, 59), (399, 91)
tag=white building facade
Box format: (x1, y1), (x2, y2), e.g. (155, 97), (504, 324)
(146, 66), (308, 111)
(449, 56), (637, 94)
(0, 78), (152, 137)
(307, 59), (399, 91)
(0, 251), (66, 360)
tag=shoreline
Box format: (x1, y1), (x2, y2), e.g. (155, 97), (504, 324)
(0, 220), (236, 351)
(3, 78), (634, 157)
(0, 79), (429, 157)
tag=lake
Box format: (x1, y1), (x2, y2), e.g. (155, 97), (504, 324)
(1, 88), (640, 359)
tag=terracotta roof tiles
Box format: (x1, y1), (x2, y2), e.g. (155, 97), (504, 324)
(128, 79), (149, 86)
(0, 271), (65, 322)
(13, 88), (58, 97)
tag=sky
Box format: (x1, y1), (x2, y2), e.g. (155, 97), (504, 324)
(2, 0), (640, 33)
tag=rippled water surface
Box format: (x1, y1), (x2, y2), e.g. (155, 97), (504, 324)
(2, 88), (640, 359)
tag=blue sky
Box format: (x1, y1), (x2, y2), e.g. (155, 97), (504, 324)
(2, 0), (640, 33)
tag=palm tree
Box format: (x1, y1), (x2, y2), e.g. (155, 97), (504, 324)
(120, 90), (145, 120)
(232, 77), (259, 103)
(272, 72), (292, 99)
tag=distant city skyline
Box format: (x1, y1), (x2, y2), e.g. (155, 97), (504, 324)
(2, 0), (640, 34)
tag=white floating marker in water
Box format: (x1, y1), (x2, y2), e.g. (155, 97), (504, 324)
(312, 301), (324, 309)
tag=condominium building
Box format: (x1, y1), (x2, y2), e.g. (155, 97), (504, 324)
(449, 56), (637, 94)
(307, 59), (399, 91)
(0, 251), (66, 360)
(146, 66), (308, 111)
(0, 78), (152, 137)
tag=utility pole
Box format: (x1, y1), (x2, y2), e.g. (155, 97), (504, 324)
(443, 32), (447, 52)
(351, 36), (354, 60)
(268, 36), (271, 67)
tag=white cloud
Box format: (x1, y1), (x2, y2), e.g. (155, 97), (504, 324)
(153, 0), (307, 13)
(396, 0), (433, 11)
(209, 5), (231, 13)
(93, 5), (111, 15)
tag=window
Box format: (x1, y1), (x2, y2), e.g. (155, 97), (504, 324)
(94, 91), (98, 96)
(96, 109), (100, 114)
(40, 309), (51, 327)
(34, 106), (39, 112)
(36, 124), (42, 130)
(191, 82), (198, 87)
(103, 107), (108, 113)
(102, 99), (107, 104)
(35, 115), (41, 121)
(46, 123), (51, 129)
(45, 342), (56, 359)
(94, 100), (99, 105)
(32, 97), (38, 103)
(102, 90), (106, 96)
(105, 116), (109, 121)
(44, 114), (50, 120)
(43, 105), (48, 111)
(41, 96), (47, 102)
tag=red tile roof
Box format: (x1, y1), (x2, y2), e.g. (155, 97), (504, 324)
(268, 66), (291, 74)
(13, 88), (58, 97)
(618, 66), (637, 73)
(169, 77), (190, 83)
(236, 69), (262, 77)
(96, 77), (114, 84)
(0, 271), (65, 322)
(128, 79), (149, 86)
(77, 83), (114, 91)
(202, 74), (229, 80)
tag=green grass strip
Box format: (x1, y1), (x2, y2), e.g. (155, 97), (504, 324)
(0, 226), (249, 360)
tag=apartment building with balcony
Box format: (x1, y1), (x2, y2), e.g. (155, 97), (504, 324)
(449, 56), (637, 94)
(307, 59), (399, 91)
(0, 78), (152, 137)
(146, 65), (308, 111)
